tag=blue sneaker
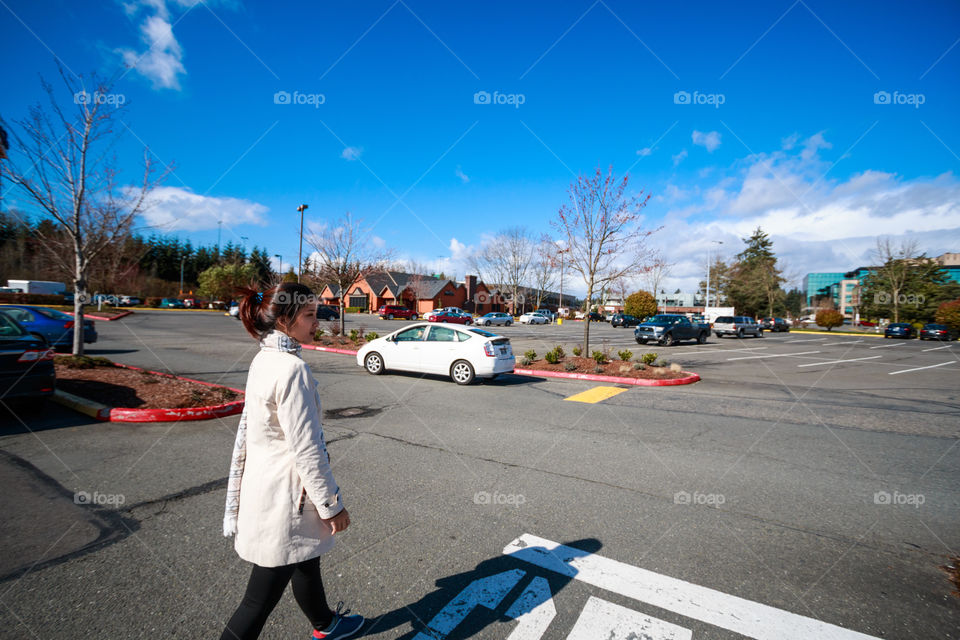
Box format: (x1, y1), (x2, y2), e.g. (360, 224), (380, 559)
(312, 602), (364, 639)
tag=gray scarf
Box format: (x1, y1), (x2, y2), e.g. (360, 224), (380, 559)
(223, 330), (302, 537)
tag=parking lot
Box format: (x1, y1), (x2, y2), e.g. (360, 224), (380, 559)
(1, 310), (958, 639)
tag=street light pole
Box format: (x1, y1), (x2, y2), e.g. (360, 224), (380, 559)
(274, 254), (282, 276)
(179, 256), (186, 296)
(296, 204), (309, 283)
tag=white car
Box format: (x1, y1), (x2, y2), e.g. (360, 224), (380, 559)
(518, 312), (548, 325)
(356, 322), (515, 385)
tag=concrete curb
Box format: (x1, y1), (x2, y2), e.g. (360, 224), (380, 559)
(512, 368), (700, 386)
(302, 344), (359, 356)
(52, 364), (245, 423)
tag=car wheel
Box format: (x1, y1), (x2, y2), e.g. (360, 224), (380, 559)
(665, 333), (677, 346)
(637, 338), (647, 345)
(411, 314), (418, 320)
(697, 332), (707, 344)
(387, 314), (393, 320)
(364, 352), (384, 375)
(450, 360), (475, 385)
(737, 329), (744, 339)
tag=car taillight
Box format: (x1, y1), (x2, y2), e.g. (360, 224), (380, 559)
(484, 342), (496, 357)
(18, 349), (55, 362)
(64, 321), (75, 329)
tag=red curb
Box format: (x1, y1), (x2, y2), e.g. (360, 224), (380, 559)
(512, 368), (700, 386)
(67, 310), (133, 321)
(302, 344), (359, 356)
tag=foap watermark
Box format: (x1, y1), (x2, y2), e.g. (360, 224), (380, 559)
(473, 490), (526, 506)
(74, 91), (126, 107)
(674, 490), (725, 506)
(873, 291), (924, 307)
(873, 90), (925, 108)
(673, 90), (725, 108)
(874, 490), (924, 508)
(473, 291), (525, 306)
(273, 90), (325, 108)
(473, 90), (526, 108)
(74, 490), (126, 506)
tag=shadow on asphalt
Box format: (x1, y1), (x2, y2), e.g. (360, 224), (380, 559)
(0, 400), (91, 433)
(374, 371), (540, 387)
(364, 538), (601, 639)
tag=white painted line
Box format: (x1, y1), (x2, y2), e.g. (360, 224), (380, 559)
(888, 361), (957, 375)
(727, 350), (821, 361)
(821, 340), (863, 346)
(869, 343), (906, 349)
(785, 338), (826, 343)
(655, 346), (769, 357)
(505, 577), (556, 640)
(922, 344), (955, 352)
(567, 597), (692, 640)
(413, 569), (523, 640)
(797, 356), (882, 368)
(504, 534), (880, 640)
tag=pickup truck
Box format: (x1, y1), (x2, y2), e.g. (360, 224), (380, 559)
(634, 314), (711, 346)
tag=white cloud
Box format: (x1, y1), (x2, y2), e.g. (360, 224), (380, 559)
(636, 147), (653, 157)
(801, 131), (832, 160)
(455, 165), (470, 183)
(672, 149), (688, 166)
(371, 235), (385, 248)
(692, 130), (721, 153)
(449, 237), (470, 260)
(138, 186), (268, 231)
(341, 146), (363, 161)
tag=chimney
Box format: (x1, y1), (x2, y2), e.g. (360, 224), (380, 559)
(465, 275), (477, 311)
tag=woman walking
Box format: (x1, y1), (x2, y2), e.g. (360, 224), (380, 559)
(221, 283), (364, 640)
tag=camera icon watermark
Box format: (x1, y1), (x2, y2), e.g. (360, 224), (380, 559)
(74, 91), (126, 107)
(473, 90), (525, 108)
(873, 291), (924, 307)
(674, 490), (725, 506)
(873, 490), (924, 508)
(873, 91), (925, 108)
(673, 90), (725, 108)
(273, 90), (325, 108)
(473, 490), (526, 506)
(74, 490), (126, 506)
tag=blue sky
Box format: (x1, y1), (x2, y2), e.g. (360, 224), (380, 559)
(2, 0), (959, 294)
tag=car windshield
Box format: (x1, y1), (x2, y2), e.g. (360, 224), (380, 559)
(34, 307), (72, 320)
(0, 312), (26, 337)
(925, 324), (946, 329)
(891, 323), (909, 328)
(648, 315), (679, 323)
(467, 327), (497, 338)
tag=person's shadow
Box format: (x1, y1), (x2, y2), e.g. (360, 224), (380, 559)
(364, 537), (602, 639)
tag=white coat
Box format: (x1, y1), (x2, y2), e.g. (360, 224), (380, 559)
(234, 348), (343, 567)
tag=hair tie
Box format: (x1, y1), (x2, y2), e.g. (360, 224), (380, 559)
(254, 292), (263, 303)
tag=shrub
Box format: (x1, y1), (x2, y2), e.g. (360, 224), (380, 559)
(564, 361), (577, 371)
(365, 331), (379, 341)
(54, 355), (114, 369)
(935, 298), (960, 331)
(327, 321), (341, 336)
(624, 290), (657, 319)
(591, 350), (606, 364)
(653, 358), (667, 367)
(617, 349), (633, 361)
(553, 345), (565, 358)
(572, 345), (582, 357)
(669, 362), (683, 373)
(314, 329), (325, 340)
(146, 297), (163, 308)
(349, 329), (360, 343)
(344, 306), (363, 313)
(544, 349), (560, 364)
(815, 309), (844, 330)
(520, 356), (532, 366)
(633, 362), (646, 370)
(641, 352), (658, 365)
(524, 349), (537, 361)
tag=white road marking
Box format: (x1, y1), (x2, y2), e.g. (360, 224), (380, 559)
(412, 569), (524, 640)
(567, 597), (692, 640)
(797, 356), (882, 367)
(504, 534), (880, 640)
(668, 346), (769, 356)
(505, 577), (556, 639)
(727, 350), (821, 361)
(888, 361), (957, 375)
(821, 340), (864, 346)
(922, 344), (955, 352)
(785, 338), (827, 343)
(869, 343), (906, 349)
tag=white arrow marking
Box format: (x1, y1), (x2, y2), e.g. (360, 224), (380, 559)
(504, 534), (881, 640)
(505, 576), (556, 639)
(567, 596), (692, 640)
(412, 569), (525, 640)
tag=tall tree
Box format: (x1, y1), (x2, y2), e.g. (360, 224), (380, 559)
(552, 165), (657, 354)
(727, 227), (784, 317)
(861, 238), (920, 323)
(469, 227), (535, 314)
(0, 68), (168, 353)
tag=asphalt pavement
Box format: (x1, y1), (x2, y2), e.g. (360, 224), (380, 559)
(0, 310), (957, 639)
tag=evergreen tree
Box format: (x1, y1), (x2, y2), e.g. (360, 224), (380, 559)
(726, 227), (784, 317)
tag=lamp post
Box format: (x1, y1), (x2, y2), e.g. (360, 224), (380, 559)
(274, 254), (282, 276)
(296, 204), (309, 283)
(706, 240), (723, 313)
(179, 256), (186, 296)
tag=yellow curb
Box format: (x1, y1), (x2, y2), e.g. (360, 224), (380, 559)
(52, 390), (110, 420)
(789, 329), (884, 337)
(564, 386), (629, 404)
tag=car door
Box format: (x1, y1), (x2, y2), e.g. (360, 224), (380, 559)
(384, 325), (427, 371)
(2, 308), (47, 342)
(420, 325), (461, 374)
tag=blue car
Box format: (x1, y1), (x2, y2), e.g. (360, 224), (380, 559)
(0, 310), (56, 402)
(0, 305), (98, 349)
(884, 322), (915, 339)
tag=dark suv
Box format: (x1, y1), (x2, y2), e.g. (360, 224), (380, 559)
(378, 305), (418, 320)
(317, 305), (340, 320)
(610, 313), (641, 328)
(761, 317), (790, 332)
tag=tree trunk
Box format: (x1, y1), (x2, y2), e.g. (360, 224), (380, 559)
(339, 300), (346, 336)
(582, 284), (593, 355)
(73, 244), (86, 356)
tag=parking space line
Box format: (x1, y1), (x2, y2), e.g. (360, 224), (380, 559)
(668, 347), (768, 356)
(821, 340), (863, 346)
(785, 338), (826, 343)
(889, 361), (956, 375)
(922, 344), (955, 352)
(727, 350), (821, 361)
(797, 356), (882, 367)
(564, 386), (628, 403)
(869, 343), (906, 349)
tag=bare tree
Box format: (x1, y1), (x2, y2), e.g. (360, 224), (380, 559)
(531, 235), (559, 310)
(0, 68), (167, 354)
(553, 166), (657, 354)
(305, 212), (392, 335)
(872, 237), (920, 323)
(469, 226), (534, 314)
(641, 249), (672, 312)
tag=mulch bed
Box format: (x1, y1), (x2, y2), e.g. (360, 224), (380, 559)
(55, 363), (240, 409)
(521, 356), (689, 380)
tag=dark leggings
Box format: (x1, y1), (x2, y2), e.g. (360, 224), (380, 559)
(220, 556), (333, 640)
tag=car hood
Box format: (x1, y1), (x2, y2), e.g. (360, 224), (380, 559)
(636, 322), (671, 329)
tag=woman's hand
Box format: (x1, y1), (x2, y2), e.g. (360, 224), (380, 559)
(323, 508), (350, 534)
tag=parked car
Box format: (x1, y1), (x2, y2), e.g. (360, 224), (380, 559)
(377, 305), (418, 320)
(0, 310), (56, 403)
(160, 298), (185, 308)
(477, 312), (513, 327)
(357, 323), (514, 385)
(857, 320), (877, 327)
(919, 323), (955, 341)
(426, 310), (473, 325)
(884, 323), (915, 339)
(714, 316), (763, 339)
(518, 312), (548, 325)
(317, 304), (340, 321)
(760, 317), (790, 332)
(634, 314), (711, 346)
(0, 305), (97, 349)
(533, 309), (556, 322)
(118, 295), (141, 307)
(586, 312), (605, 322)
(610, 313), (641, 328)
